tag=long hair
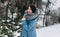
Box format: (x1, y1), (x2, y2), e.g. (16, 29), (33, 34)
(29, 5), (36, 13)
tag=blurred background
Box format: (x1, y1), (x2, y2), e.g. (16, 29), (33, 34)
(0, 0), (60, 37)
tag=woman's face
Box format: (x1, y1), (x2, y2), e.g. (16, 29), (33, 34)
(27, 6), (32, 14)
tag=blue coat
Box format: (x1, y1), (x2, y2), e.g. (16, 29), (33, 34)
(21, 19), (37, 37)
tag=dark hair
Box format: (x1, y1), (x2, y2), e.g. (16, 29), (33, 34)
(26, 5), (36, 13)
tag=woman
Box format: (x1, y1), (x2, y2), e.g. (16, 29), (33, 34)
(21, 5), (40, 37)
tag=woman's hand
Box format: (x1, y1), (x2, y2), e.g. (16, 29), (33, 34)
(21, 18), (26, 20)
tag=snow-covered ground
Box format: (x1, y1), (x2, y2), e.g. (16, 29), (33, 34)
(36, 24), (60, 37)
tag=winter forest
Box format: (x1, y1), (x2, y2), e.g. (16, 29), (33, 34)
(0, 0), (60, 37)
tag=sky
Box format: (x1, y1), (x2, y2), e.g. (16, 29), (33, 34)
(50, 0), (60, 10)
(42, 0), (60, 10)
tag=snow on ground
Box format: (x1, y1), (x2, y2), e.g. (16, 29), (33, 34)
(36, 24), (60, 37)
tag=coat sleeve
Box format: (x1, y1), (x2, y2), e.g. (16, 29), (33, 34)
(26, 10), (40, 20)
